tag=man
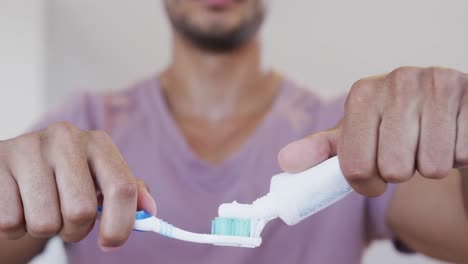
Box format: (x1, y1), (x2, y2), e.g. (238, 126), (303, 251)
(0, 0), (467, 263)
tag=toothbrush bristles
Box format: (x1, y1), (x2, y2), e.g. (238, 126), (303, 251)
(211, 217), (252, 237)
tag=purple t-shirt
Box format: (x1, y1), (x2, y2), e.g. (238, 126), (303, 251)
(35, 77), (396, 264)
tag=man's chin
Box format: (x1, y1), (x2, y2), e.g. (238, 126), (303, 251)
(166, 0), (264, 52)
(177, 27), (252, 53)
(172, 17), (263, 53)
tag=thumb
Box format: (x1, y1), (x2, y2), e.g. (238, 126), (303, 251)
(136, 179), (157, 216)
(278, 128), (338, 173)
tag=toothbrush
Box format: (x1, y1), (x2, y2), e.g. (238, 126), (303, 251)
(100, 156), (351, 248)
(132, 210), (262, 248)
(97, 206), (262, 248)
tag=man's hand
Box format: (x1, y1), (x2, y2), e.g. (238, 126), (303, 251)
(279, 66), (468, 196)
(0, 122), (156, 250)
(278, 66), (468, 262)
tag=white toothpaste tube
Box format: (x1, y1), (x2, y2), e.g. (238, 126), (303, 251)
(219, 156), (352, 226)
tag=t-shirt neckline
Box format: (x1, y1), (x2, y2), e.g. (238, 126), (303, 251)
(148, 77), (287, 172)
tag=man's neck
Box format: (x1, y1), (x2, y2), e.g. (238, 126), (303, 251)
(159, 33), (280, 122)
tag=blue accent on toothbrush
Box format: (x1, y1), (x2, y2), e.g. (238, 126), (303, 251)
(135, 210), (153, 220)
(98, 206), (152, 221)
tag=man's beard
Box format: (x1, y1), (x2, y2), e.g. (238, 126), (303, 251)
(167, 10), (265, 53)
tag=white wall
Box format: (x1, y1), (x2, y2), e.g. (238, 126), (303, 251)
(46, 0), (468, 102)
(0, 1), (45, 139)
(32, 0), (468, 263)
(46, 0), (171, 104)
(263, 0), (468, 96)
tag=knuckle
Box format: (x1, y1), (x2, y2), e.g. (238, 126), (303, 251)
(109, 181), (137, 199)
(48, 122), (79, 136)
(88, 130), (111, 143)
(418, 163), (450, 179)
(0, 216), (23, 233)
(389, 66), (419, 82)
(62, 202), (97, 226)
(350, 79), (374, 96)
(100, 231), (128, 247)
(60, 222), (94, 243)
(346, 172), (373, 182)
(380, 169), (412, 183)
(346, 79), (375, 108)
(343, 165), (374, 182)
(387, 67), (421, 95)
(27, 218), (61, 236)
(47, 122), (80, 144)
(378, 157), (414, 183)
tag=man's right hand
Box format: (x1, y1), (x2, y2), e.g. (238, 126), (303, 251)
(0, 122), (157, 250)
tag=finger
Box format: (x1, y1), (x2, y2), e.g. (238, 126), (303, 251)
(417, 69), (459, 179)
(44, 125), (97, 243)
(278, 128), (338, 173)
(339, 79), (387, 197)
(0, 166), (26, 239)
(136, 179), (157, 215)
(455, 97), (468, 167)
(9, 134), (62, 238)
(86, 131), (137, 249)
(378, 75), (421, 183)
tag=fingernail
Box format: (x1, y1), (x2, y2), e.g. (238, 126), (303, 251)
(100, 246), (121, 252)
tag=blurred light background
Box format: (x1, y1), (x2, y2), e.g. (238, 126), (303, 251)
(2, 0), (467, 263)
